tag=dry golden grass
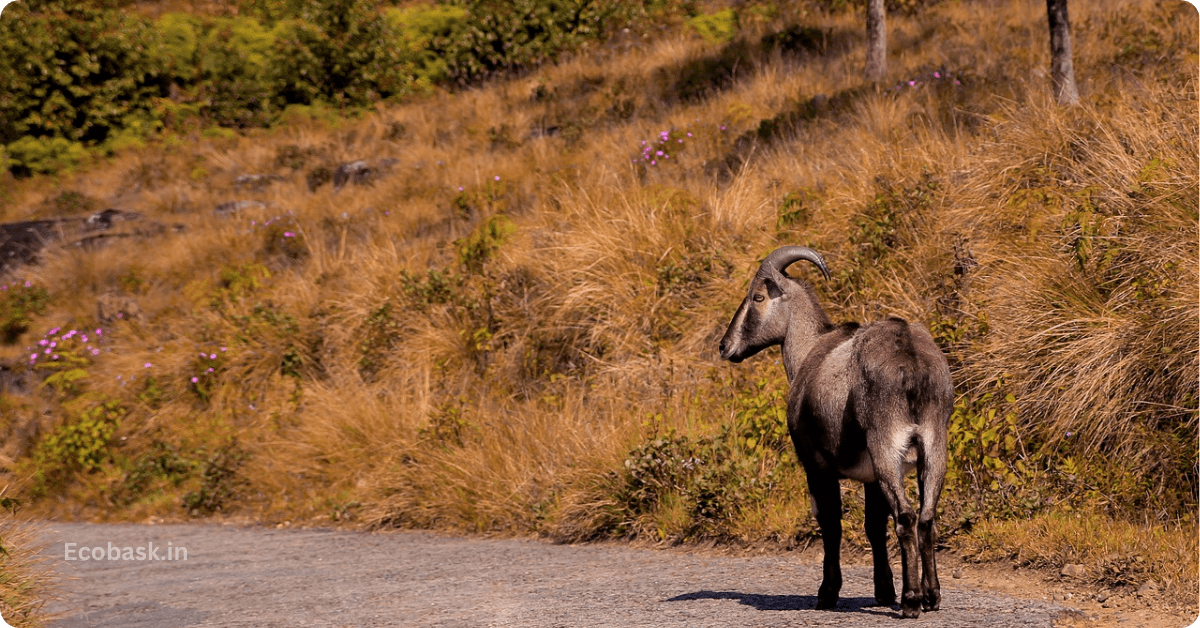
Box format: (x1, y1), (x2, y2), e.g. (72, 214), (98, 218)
(0, 0), (1195, 609)
(0, 515), (52, 628)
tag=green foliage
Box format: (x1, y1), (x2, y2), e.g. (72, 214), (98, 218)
(400, 269), (464, 308)
(385, 4), (470, 90)
(188, 348), (228, 403)
(4, 136), (89, 175)
(33, 332), (97, 399)
(833, 174), (937, 295)
(229, 302), (311, 379)
(609, 416), (788, 540)
(730, 376), (791, 458)
(196, 16), (280, 128)
(29, 400), (125, 497)
(357, 299), (401, 379)
(270, 0), (411, 108)
(420, 397), (475, 448)
(456, 214), (516, 273)
(437, 0), (634, 84)
(216, 263), (272, 304)
(687, 8), (738, 44)
(237, 0), (307, 23)
(452, 178), (512, 218)
(597, 377), (798, 541)
(112, 441), (197, 507)
(156, 13), (202, 83)
(776, 188), (819, 233)
(0, 282), (49, 344)
(0, 2), (166, 147)
(182, 442), (247, 515)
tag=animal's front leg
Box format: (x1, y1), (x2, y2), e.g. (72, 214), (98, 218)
(808, 475), (843, 610)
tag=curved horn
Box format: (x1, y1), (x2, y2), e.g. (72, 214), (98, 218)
(758, 246), (830, 281)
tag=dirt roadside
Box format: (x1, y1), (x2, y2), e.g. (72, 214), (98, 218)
(34, 522), (1197, 628)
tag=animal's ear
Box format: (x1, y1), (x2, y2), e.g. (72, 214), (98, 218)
(764, 277), (783, 299)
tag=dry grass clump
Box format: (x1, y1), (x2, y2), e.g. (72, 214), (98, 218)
(959, 512), (1199, 602)
(0, 0), (1194, 609)
(0, 515), (52, 628)
(948, 78), (1199, 518)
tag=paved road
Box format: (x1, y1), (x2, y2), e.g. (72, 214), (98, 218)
(39, 522), (1067, 627)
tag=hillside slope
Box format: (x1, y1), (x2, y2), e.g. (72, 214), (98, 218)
(0, 0), (1196, 613)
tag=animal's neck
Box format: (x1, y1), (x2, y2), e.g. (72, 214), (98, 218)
(780, 314), (829, 383)
(778, 288), (833, 382)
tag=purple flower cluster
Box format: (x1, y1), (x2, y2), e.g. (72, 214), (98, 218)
(639, 129), (693, 166)
(891, 69), (962, 91)
(28, 326), (104, 367)
(189, 346), (229, 401)
(0, 280), (33, 291)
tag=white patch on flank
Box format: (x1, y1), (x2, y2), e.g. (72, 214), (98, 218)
(894, 425), (918, 475)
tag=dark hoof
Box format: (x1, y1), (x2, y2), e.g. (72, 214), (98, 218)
(874, 582), (896, 607)
(816, 596), (838, 610)
(900, 593), (922, 619)
(900, 606), (921, 619)
(922, 592), (941, 612)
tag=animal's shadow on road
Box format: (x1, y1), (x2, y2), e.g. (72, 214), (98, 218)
(667, 591), (899, 618)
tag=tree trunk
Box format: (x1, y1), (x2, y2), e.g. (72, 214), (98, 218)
(865, 0), (887, 83)
(1047, 0), (1079, 104)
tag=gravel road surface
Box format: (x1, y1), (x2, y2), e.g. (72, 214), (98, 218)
(39, 522), (1068, 627)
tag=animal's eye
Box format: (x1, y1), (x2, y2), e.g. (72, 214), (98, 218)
(753, 294), (765, 302)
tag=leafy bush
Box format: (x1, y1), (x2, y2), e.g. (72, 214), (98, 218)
(198, 17), (280, 128)
(182, 442), (247, 515)
(0, 282), (49, 344)
(385, 4), (470, 90)
(270, 0), (411, 108)
(29, 400), (125, 497)
(687, 8), (738, 44)
(0, 2), (165, 146)
(112, 441), (197, 507)
(4, 136), (89, 175)
(456, 214), (517, 273)
(437, 0), (635, 84)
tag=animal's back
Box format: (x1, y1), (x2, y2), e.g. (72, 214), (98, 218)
(853, 317), (953, 427)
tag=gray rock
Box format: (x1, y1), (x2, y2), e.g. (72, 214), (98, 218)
(332, 160), (374, 189)
(233, 174), (286, 189)
(1059, 563), (1087, 579)
(215, 200), (266, 216)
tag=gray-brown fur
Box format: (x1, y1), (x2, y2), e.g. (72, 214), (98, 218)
(719, 246), (953, 619)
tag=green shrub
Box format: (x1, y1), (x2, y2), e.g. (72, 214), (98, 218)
(4, 136), (89, 175)
(156, 12), (202, 83)
(112, 441), (197, 507)
(437, 0), (635, 84)
(0, 282), (49, 344)
(29, 400), (125, 497)
(0, 2), (165, 147)
(687, 8), (738, 44)
(456, 214), (516, 273)
(182, 442), (247, 515)
(385, 4), (469, 90)
(197, 16), (279, 128)
(270, 0), (411, 108)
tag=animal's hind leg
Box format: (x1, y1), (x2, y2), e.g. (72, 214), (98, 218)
(869, 438), (922, 618)
(864, 482), (896, 606)
(917, 431), (947, 611)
